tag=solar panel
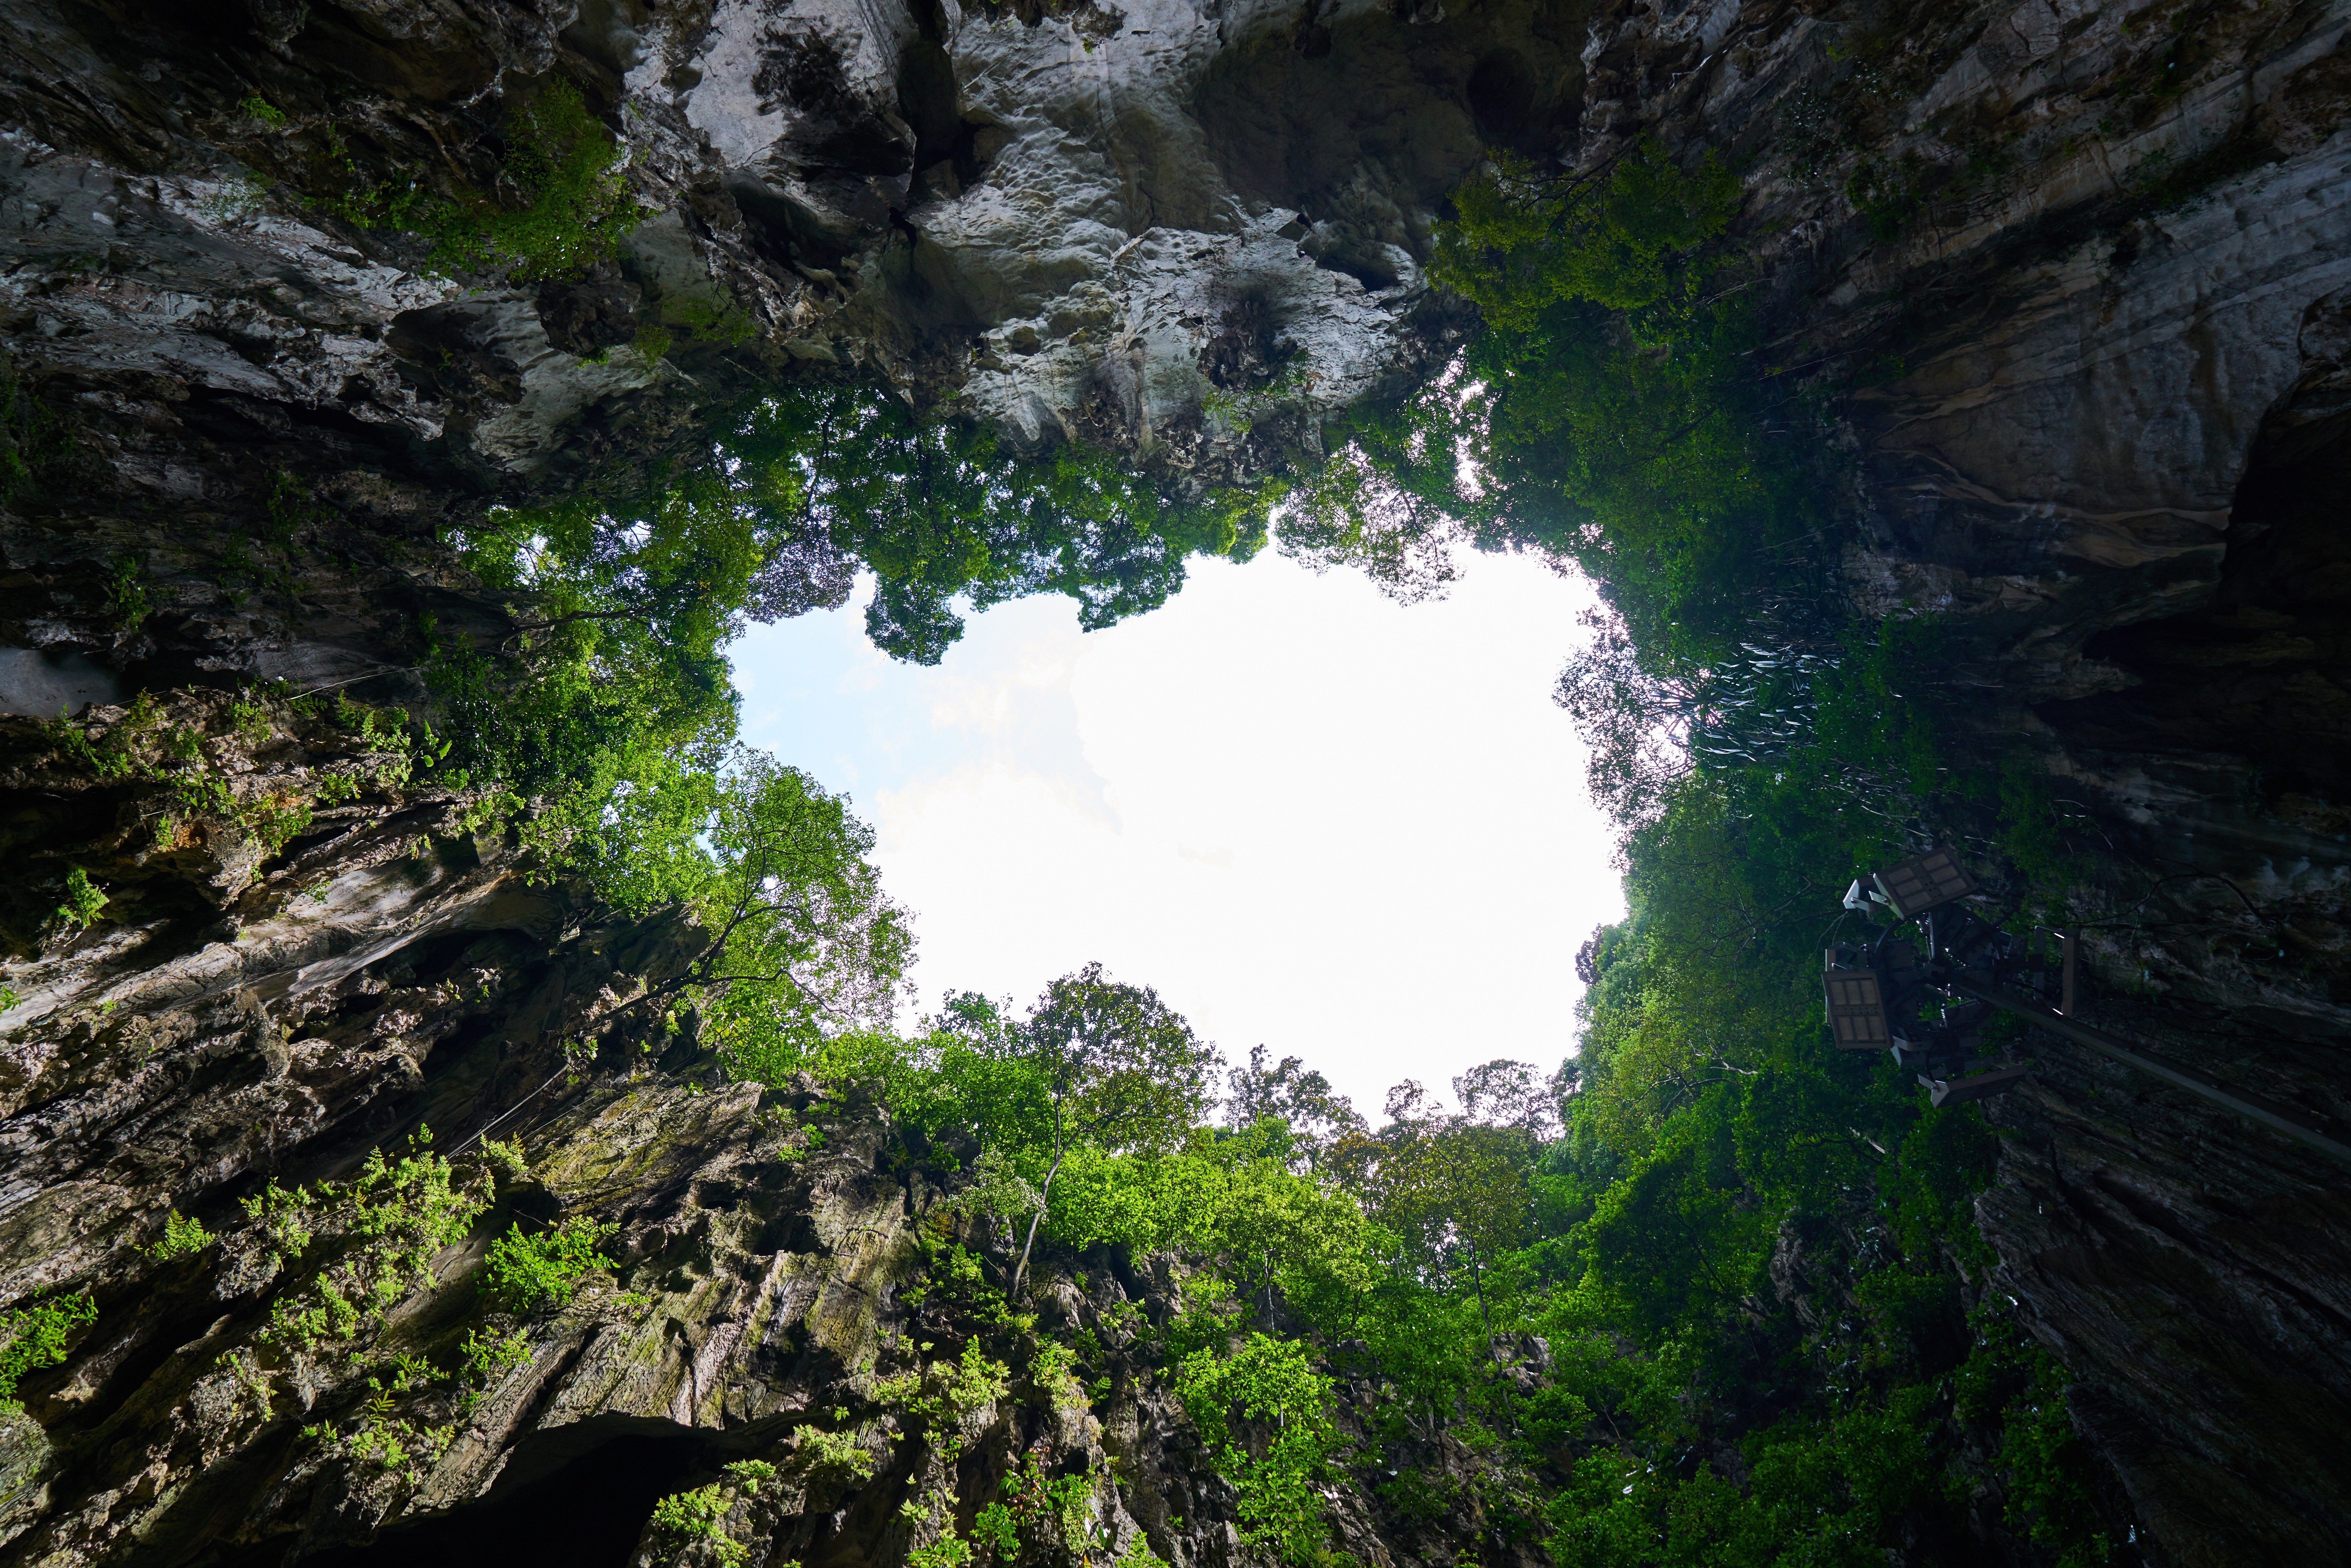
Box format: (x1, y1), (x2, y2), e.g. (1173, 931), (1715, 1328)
(1822, 958), (1892, 1050)
(1873, 846), (1977, 920)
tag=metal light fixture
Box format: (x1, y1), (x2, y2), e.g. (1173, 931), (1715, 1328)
(1825, 843), (2351, 1166)
(1917, 1064), (2032, 1108)
(1871, 845), (1977, 921)
(1827, 844), (2068, 1107)
(1821, 950), (1892, 1050)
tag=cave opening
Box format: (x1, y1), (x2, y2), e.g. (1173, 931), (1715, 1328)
(254, 1424), (722, 1568)
(1465, 49), (1536, 142)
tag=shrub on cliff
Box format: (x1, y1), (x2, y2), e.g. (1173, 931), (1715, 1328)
(484, 1216), (619, 1314)
(310, 80), (646, 283)
(1176, 1334), (1342, 1566)
(432, 81), (649, 281)
(1290, 138), (1808, 665)
(0, 1292), (96, 1410)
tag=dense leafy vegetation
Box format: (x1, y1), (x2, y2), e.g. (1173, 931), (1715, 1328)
(1176, 1334), (1344, 1562)
(450, 380), (1271, 675)
(678, 915), (2107, 1568)
(1185, 134), (2109, 1566)
(408, 385), (1276, 908)
(1288, 142), (1820, 662)
(0, 1291), (96, 1409)
(332, 121), (2113, 1567)
(4, 94), (2103, 1566)
(309, 79), (646, 282)
(571, 133), (2104, 1568)
(483, 1216), (619, 1313)
(710, 390), (1276, 664)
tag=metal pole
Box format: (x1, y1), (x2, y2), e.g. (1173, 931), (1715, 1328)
(1944, 978), (2351, 1170)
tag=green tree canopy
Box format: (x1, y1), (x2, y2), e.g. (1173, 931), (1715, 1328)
(1224, 1043), (1369, 1170)
(588, 748), (916, 1070)
(1004, 962), (1222, 1291)
(713, 390), (1274, 664)
(1284, 137), (1824, 676)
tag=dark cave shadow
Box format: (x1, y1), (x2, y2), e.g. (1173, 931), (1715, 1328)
(2036, 298), (2351, 805)
(214, 1417), (770, 1568)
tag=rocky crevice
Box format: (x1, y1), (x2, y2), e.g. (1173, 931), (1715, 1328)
(2, 0), (2350, 1564)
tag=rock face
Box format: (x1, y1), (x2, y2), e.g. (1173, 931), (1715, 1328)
(0, 0), (1597, 691)
(3, 0), (2351, 1565)
(1653, 5), (2351, 1563)
(1482, 0), (2351, 1555)
(0, 698), (1496, 1568)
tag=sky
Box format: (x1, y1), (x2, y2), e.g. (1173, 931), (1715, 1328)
(728, 546), (1625, 1122)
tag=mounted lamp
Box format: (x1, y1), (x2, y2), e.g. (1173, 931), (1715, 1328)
(1821, 844), (2351, 1165)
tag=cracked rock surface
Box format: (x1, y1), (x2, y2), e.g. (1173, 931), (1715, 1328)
(2, 0), (2351, 1564)
(0, 692), (1520, 1568)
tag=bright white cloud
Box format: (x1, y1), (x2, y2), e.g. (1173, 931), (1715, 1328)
(729, 548), (1624, 1120)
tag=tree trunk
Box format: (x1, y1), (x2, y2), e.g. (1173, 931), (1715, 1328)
(1010, 1146), (1064, 1298)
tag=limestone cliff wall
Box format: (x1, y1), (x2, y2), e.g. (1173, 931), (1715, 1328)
(1641, 6), (2351, 1563)
(3, 0), (2350, 1564)
(0, 698), (1509, 1568)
